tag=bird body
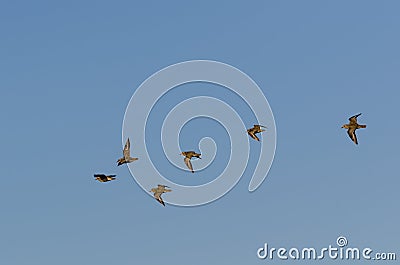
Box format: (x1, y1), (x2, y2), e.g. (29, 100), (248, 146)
(117, 138), (138, 166)
(181, 151), (201, 173)
(94, 174), (116, 182)
(341, 113), (366, 145)
(150, 184), (172, 206)
(247, 124), (267, 141)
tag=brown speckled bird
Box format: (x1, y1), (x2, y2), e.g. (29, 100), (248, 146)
(181, 151), (201, 173)
(150, 184), (172, 206)
(117, 138), (138, 166)
(247, 125), (267, 141)
(341, 113), (367, 145)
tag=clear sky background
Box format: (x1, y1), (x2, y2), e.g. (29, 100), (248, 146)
(1, 1), (399, 264)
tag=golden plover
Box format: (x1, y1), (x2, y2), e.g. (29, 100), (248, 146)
(341, 113), (366, 145)
(150, 184), (172, 206)
(94, 174), (116, 182)
(247, 125), (267, 141)
(181, 151), (201, 173)
(117, 138), (138, 166)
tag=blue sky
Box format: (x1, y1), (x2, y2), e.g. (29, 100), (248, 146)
(1, 1), (399, 264)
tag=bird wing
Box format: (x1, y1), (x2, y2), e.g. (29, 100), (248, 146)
(347, 128), (358, 145)
(184, 157), (194, 173)
(248, 130), (260, 141)
(123, 138), (130, 157)
(157, 197), (165, 206)
(349, 113), (361, 124)
(154, 192), (165, 206)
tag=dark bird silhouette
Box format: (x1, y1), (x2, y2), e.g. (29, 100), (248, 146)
(181, 151), (201, 173)
(341, 113), (367, 145)
(117, 138), (138, 166)
(94, 174), (116, 182)
(150, 184), (172, 206)
(247, 125), (267, 141)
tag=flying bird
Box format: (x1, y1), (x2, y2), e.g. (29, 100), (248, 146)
(94, 174), (116, 182)
(181, 151), (201, 173)
(247, 125), (267, 141)
(341, 113), (367, 145)
(117, 138), (138, 166)
(150, 184), (172, 206)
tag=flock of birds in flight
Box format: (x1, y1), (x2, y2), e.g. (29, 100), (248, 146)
(94, 113), (366, 206)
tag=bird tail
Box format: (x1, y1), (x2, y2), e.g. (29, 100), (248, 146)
(358, 125), (367, 128)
